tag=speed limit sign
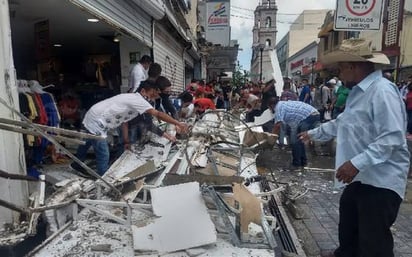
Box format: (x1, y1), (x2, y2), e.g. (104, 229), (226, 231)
(335, 0), (384, 30)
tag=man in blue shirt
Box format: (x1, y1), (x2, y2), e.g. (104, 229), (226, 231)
(271, 99), (320, 168)
(299, 39), (410, 257)
(299, 78), (311, 104)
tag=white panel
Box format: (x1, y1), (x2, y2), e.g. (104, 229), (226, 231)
(132, 182), (216, 252)
(70, 0), (152, 47)
(153, 23), (185, 93)
(0, 0), (28, 225)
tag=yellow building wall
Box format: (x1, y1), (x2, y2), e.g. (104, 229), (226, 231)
(289, 10), (330, 57)
(400, 14), (412, 67)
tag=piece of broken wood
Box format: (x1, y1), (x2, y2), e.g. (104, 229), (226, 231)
(232, 183), (262, 233)
(163, 173), (244, 186)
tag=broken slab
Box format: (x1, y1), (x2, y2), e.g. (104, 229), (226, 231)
(103, 140), (171, 185)
(132, 182), (216, 253)
(133, 237), (275, 257)
(163, 173), (244, 186)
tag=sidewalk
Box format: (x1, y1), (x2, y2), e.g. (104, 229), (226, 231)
(261, 147), (412, 257)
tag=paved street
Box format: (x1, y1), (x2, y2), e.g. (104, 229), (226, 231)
(259, 146), (412, 257)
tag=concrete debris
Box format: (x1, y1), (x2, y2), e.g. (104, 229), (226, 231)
(62, 233), (72, 241)
(90, 244), (112, 252)
(27, 111), (308, 257)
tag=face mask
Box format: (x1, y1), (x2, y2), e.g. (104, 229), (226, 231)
(160, 92), (170, 98)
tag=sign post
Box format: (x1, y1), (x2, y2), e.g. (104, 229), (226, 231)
(334, 0), (384, 31)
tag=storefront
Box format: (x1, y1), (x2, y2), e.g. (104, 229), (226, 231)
(10, 0), (153, 101)
(287, 41), (319, 83)
(7, 0), (156, 175)
(69, 0), (156, 93)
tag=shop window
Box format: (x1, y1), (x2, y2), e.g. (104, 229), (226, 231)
(333, 31), (340, 46)
(324, 36), (329, 51)
(265, 17), (272, 28)
(344, 31), (360, 39)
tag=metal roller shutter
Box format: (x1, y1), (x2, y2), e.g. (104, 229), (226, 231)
(153, 23), (185, 93)
(184, 51), (194, 68)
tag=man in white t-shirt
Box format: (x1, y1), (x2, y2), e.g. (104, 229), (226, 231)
(71, 83), (188, 176)
(128, 55), (152, 93)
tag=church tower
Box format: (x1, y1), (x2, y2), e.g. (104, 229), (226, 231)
(250, 0), (277, 82)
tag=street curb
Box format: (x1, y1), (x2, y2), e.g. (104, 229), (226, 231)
(289, 219), (321, 257)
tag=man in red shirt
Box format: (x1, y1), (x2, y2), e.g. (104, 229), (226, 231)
(193, 98), (216, 115)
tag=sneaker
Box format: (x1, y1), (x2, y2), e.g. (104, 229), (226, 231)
(288, 164), (303, 172)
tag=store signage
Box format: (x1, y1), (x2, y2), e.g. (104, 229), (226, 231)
(290, 59), (304, 70)
(206, 1), (230, 46)
(334, 0), (384, 31)
(208, 2), (229, 26)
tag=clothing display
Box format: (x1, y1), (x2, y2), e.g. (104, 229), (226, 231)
(18, 80), (61, 165)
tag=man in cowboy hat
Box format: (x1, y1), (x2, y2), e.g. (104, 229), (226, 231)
(299, 38), (410, 257)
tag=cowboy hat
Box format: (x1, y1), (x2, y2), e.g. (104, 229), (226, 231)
(321, 38), (390, 65)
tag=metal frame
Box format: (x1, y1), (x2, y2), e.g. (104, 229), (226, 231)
(74, 199), (152, 227)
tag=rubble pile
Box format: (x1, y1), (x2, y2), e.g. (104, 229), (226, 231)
(5, 111), (305, 257)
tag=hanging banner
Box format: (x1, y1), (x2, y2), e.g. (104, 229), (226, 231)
(334, 0), (384, 31)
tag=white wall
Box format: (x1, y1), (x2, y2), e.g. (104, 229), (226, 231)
(0, 0), (29, 226)
(289, 10), (330, 57)
(119, 36), (151, 93)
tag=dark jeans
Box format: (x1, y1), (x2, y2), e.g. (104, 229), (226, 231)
(333, 106), (344, 119)
(245, 109), (262, 123)
(407, 109), (412, 133)
(291, 114), (320, 166)
(72, 138), (109, 176)
(334, 182), (402, 257)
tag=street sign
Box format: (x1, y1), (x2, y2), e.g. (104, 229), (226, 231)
(334, 0), (384, 31)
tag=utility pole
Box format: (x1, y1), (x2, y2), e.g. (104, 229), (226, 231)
(259, 46), (264, 82)
(311, 57), (316, 85)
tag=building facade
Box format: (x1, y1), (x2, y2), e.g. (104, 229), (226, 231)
(276, 9), (330, 77)
(318, 1), (412, 81)
(287, 41), (319, 84)
(198, 0), (239, 82)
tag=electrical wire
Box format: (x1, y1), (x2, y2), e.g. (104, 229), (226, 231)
(230, 13), (323, 25)
(231, 5), (330, 16)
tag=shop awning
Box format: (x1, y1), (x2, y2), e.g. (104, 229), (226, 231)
(318, 21), (334, 38)
(131, 0), (165, 20)
(164, 5), (190, 43)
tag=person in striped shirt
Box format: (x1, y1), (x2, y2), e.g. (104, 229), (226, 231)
(271, 99), (320, 168)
